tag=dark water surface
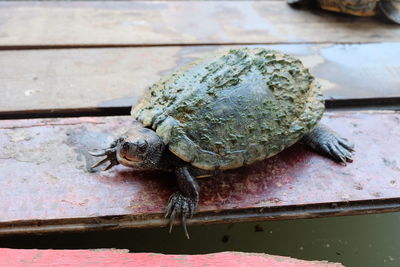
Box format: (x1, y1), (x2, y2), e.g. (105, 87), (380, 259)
(1, 212), (400, 267)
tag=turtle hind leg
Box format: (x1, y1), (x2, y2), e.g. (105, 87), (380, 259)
(302, 124), (354, 164)
(165, 166), (200, 239)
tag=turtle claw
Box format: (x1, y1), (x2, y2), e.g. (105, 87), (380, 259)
(181, 215), (189, 239)
(165, 192), (197, 239)
(89, 147), (119, 171)
(303, 125), (354, 164)
(103, 162), (117, 171)
(88, 150), (108, 157)
(90, 156), (109, 169)
(320, 135), (354, 164)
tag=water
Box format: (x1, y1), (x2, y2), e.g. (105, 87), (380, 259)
(1, 212), (400, 267)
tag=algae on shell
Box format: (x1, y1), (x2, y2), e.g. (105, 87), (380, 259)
(132, 48), (325, 170)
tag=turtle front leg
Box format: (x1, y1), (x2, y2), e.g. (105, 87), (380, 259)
(89, 136), (124, 171)
(165, 166), (200, 239)
(302, 124), (354, 164)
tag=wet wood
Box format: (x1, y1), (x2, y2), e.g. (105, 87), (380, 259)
(1, 43), (399, 115)
(0, 1), (399, 48)
(0, 111), (399, 235)
(0, 249), (343, 267)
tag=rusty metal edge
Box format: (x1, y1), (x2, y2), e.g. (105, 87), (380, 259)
(1, 198), (400, 236)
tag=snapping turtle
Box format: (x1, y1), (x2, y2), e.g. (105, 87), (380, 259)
(288, 0), (400, 24)
(90, 48), (354, 238)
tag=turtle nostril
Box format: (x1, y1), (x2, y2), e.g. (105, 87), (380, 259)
(122, 142), (130, 150)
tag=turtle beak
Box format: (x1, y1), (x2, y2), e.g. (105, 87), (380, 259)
(118, 142), (143, 163)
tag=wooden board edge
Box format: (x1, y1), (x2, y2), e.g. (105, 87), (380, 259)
(1, 198), (399, 236)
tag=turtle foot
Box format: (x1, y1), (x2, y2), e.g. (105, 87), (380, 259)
(165, 192), (198, 239)
(303, 124), (354, 164)
(89, 137), (124, 171)
(89, 147), (119, 171)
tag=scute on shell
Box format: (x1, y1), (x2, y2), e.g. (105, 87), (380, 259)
(132, 48), (325, 170)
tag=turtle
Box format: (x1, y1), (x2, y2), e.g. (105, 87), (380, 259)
(287, 0), (400, 24)
(89, 48), (354, 238)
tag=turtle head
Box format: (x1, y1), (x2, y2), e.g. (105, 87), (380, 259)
(116, 122), (166, 170)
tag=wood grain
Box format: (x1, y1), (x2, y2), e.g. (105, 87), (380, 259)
(1, 43), (399, 114)
(0, 1), (399, 47)
(0, 111), (399, 234)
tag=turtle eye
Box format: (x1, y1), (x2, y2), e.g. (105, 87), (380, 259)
(135, 140), (148, 153)
(118, 136), (127, 142)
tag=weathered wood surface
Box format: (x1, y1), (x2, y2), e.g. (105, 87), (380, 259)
(0, 249), (343, 267)
(1, 43), (399, 115)
(1, 111), (399, 234)
(0, 1), (399, 48)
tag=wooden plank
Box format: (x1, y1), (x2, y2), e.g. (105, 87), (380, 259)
(0, 249), (344, 267)
(0, 1), (399, 47)
(1, 43), (399, 115)
(0, 110), (399, 234)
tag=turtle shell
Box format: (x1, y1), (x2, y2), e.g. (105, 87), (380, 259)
(288, 0), (400, 23)
(132, 48), (325, 170)
(318, 0), (379, 16)
(380, 0), (400, 24)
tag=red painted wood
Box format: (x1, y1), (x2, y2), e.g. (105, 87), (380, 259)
(0, 111), (399, 232)
(0, 249), (343, 267)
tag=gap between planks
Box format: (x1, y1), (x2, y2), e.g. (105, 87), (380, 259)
(0, 41), (391, 51)
(1, 98), (400, 120)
